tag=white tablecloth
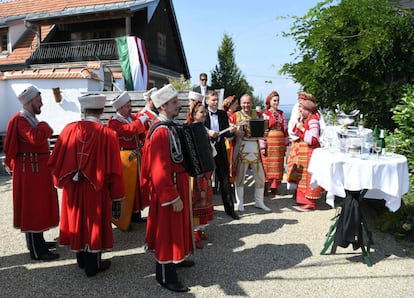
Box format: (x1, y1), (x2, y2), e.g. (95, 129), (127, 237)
(308, 148), (410, 212)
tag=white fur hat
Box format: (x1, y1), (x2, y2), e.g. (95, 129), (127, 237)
(18, 85), (41, 104)
(143, 87), (158, 101)
(111, 91), (131, 110)
(188, 91), (203, 101)
(151, 84), (178, 108)
(78, 93), (106, 110)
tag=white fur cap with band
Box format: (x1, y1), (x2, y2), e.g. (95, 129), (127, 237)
(188, 91), (203, 101)
(18, 85), (41, 105)
(111, 91), (131, 110)
(151, 84), (178, 108)
(78, 93), (106, 110)
(143, 87), (158, 101)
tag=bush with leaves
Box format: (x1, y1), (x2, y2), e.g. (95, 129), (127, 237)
(379, 84), (414, 240)
(390, 85), (414, 186)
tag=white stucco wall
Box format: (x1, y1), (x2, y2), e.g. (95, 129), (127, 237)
(0, 78), (103, 134)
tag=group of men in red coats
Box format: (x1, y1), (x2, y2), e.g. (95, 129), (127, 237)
(4, 84), (194, 291)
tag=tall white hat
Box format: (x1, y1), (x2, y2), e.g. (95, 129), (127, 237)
(78, 93), (106, 110)
(18, 85), (41, 104)
(143, 87), (158, 101)
(151, 84), (178, 108)
(111, 91), (131, 110)
(188, 91), (203, 101)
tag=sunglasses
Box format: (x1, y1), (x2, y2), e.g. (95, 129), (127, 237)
(200, 79), (207, 81)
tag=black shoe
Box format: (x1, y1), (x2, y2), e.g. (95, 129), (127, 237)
(131, 212), (147, 223)
(176, 260), (195, 268)
(31, 250), (59, 261)
(161, 282), (189, 292)
(227, 211), (240, 220)
(45, 241), (57, 249)
(76, 252), (85, 268)
(98, 260), (111, 272)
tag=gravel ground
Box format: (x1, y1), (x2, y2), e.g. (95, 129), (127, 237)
(1, 174), (414, 297)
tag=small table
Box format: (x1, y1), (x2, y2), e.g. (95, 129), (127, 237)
(308, 148), (410, 266)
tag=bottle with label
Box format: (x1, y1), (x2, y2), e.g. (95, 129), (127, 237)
(372, 125), (379, 141)
(379, 129), (386, 154)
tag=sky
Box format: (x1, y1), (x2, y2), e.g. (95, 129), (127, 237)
(173, 0), (322, 106)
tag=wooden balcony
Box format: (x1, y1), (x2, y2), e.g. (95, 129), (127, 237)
(28, 38), (118, 64)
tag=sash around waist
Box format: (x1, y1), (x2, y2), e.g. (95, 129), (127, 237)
(17, 152), (50, 155)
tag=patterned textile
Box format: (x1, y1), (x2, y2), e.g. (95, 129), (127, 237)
(191, 173), (214, 225)
(293, 140), (323, 200)
(286, 141), (302, 184)
(262, 130), (285, 182)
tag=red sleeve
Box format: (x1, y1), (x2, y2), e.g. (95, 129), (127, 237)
(293, 124), (304, 139)
(105, 129), (125, 199)
(108, 117), (146, 137)
(149, 127), (180, 204)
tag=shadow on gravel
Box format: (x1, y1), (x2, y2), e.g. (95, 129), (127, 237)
(178, 215), (307, 296)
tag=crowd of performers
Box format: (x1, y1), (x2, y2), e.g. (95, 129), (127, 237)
(3, 83), (324, 292)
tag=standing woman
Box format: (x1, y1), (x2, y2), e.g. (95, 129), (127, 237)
(262, 91), (288, 195)
(186, 100), (215, 249)
(291, 97), (323, 210)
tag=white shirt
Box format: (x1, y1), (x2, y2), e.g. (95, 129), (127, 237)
(208, 109), (219, 132)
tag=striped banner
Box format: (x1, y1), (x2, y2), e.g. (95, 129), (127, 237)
(116, 36), (149, 91)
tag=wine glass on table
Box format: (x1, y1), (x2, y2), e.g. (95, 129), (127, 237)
(374, 140), (382, 159)
(389, 137), (397, 155)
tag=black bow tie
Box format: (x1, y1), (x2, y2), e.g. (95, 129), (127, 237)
(210, 111), (218, 115)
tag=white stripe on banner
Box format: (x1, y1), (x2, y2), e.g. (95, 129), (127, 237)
(127, 37), (143, 90)
(136, 39), (148, 89)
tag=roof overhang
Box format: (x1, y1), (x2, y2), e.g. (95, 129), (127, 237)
(24, 0), (159, 25)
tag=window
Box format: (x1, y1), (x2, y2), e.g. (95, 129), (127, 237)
(0, 28), (8, 53)
(157, 32), (166, 57)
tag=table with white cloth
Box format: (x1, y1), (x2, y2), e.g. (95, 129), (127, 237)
(308, 148), (410, 266)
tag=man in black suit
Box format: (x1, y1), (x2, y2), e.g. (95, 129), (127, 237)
(204, 90), (240, 220)
(193, 73), (212, 106)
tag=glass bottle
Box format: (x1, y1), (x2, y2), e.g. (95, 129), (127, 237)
(379, 129), (386, 154)
(373, 125), (379, 141)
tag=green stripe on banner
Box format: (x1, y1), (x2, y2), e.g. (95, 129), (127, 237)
(116, 36), (133, 90)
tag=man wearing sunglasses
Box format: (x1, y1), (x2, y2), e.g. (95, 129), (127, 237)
(192, 73), (212, 105)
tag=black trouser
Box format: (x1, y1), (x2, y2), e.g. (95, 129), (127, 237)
(213, 142), (235, 215)
(27, 232), (48, 258)
(156, 262), (177, 285)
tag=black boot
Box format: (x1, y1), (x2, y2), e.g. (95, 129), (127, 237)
(131, 211), (146, 223)
(76, 251), (85, 268)
(28, 232), (59, 261)
(84, 252), (111, 277)
(156, 262), (189, 292)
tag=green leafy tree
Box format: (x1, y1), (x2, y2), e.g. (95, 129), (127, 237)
(280, 0), (414, 130)
(211, 34), (254, 100)
(168, 74), (191, 91)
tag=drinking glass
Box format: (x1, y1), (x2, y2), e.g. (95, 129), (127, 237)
(374, 140), (382, 159)
(360, 141), (370, 160)
(389, 137), (397, 154)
